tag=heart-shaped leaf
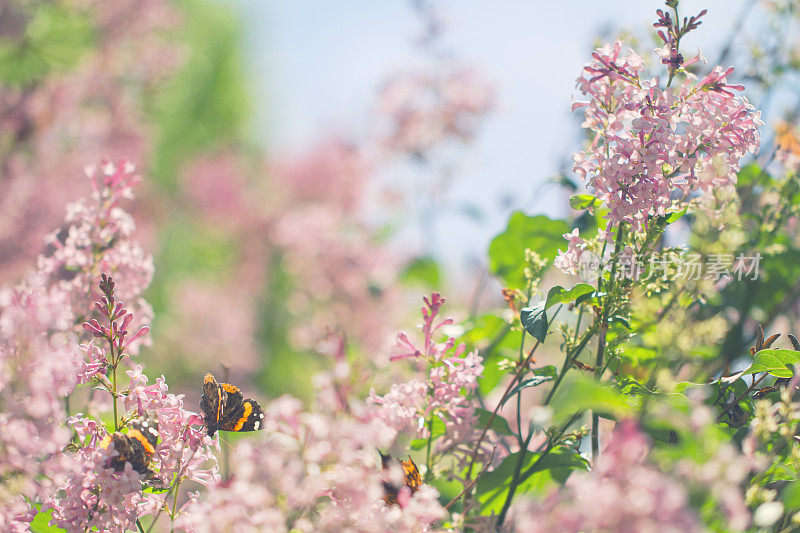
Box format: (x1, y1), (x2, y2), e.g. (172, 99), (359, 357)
(520, 303), (548, 343)
(500, 375), (555, 408)
(743, 349), (800, 378)
(545, 284), (595, 310)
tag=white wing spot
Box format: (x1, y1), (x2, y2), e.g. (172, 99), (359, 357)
(254, 421), (260, 430)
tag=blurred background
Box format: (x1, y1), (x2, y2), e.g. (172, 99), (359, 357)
(1, 0), (798, 402)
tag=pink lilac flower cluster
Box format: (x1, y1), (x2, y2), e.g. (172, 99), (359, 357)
(370, 294), (489, 464)
(0, 282), (80, 531)
(511, 420), (702, 532)
(47, 295), (217, 531)
(37, 160), (154, 349)
(553, 229), (588, 276)
(44, 416), (153, 533)
(269, 141), (403, 355)
(574, 40), (761, 229)
(557, 28), (762, 274)
(176, 395), (445, 532)
(376, 68), (494, 158)
(0, 158), (162, 528)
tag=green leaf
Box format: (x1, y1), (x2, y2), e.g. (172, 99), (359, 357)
(0, 4), (94, 86)
(474, 408), (514, 436)
(783, 480), (800, 510)
(664, 208), (687, 224)
(410, 416), (446, 450)
(743, 349), (800, 378)
(401, 256), (442, 287)
(475, 447), (588, 515)
(569, 194), (601, 210)
(550, 374), (634, 423)
(29, 503), (63, 532)
(488, 212), (570, 288)
(518, 284), (593, 347)
(544, 283), (595, 309)
(143, 484), (172, 494)
(500, 375), (555, 407)
(520, 303), (548, 343)
(617, 377), (655, 397)
(576, 290), (603, 306)
(533, 365), (558, 379)
(736, 163), (770, 188)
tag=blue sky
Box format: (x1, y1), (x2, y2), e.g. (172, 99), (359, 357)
(230, 0), (751, 272)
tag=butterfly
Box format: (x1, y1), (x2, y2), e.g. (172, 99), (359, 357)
(98, 418), (159, 475)
(380, 452), (422, 506)
(200, 373), (265, 437)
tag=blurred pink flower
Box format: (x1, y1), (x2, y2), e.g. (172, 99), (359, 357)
(376, 68), (493, 158)
(177, 393), (444, 532)
(0, 281), (80, 526)
(269, 140), (371, 212)
(512, 421), (701, 533)
(0, 0), (178, 284)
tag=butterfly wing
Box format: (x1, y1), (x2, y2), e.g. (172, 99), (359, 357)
(200, 373), (223, 436)
(201, 373), (265, 434)
(100, 433), (144, 474)
(382, 482), (400, 506)
(217, 397), (265, 432)
(380, 453), (422, 506)
(400, 457), (421, 493)
(100, 419), (160, 475)
(219, 381), (244, 407)
(127, 419), (159, 465)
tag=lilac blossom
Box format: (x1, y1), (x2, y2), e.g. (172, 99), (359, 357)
(0, 281), (80, 529)
(511, 421), (702, 532)
(370, 293), (489, 465)
(176, 395), (445, 532)
(573, 42), (761, 230)
(557, 32), (762, 274)
(37, 161), (154, 349)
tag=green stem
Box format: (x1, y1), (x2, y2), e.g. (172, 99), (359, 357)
(110, 340), (119, 432)
(496, 426), (535, 527)
(514, 322), (528, 446)
(463, 289), (542, 485)
(518, 413), (581, 482)
(592, 222), (626, 462)
(424, 413), (434, 482)
(170, 476), (182, 530)
(464, 338), (540, 483)
(543, 328), (595, 406)
(496, 413), (581, 528)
